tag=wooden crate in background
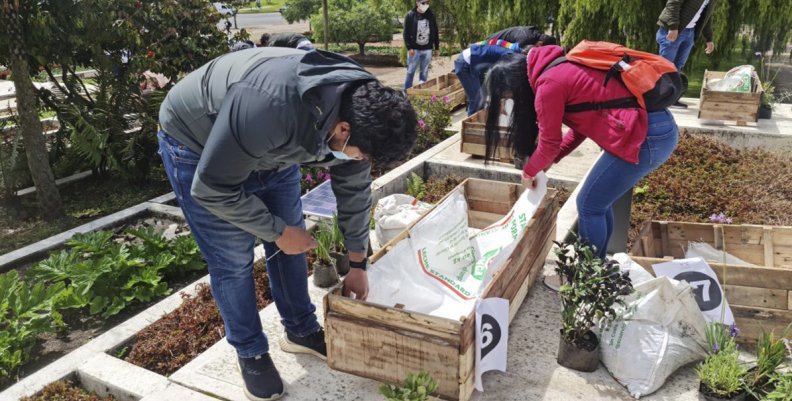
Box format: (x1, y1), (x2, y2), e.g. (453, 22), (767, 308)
(459, 109), (512, 163)
(324, 179), (559, 401)
(407, 73), (467, 111)
(630, 220), (792, 343)
(698, 69), (763, 125)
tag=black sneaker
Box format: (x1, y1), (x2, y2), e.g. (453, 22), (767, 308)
(278, 328), (327, 360)
(670, 100), (688, 109)
(238, 354), (285, 401)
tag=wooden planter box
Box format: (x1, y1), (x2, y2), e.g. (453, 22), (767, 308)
(407, 73), (467, 111)
(630, 220), (792, 343)
(324, 179), (559, 401)
(698, 69), (763, 125)
(459, 109), (513, 163)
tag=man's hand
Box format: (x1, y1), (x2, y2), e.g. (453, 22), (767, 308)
(408, 49), (416, 58)
(342, 268), (369, 300)
(666, 29), (678, 42)
(275, 225), (317, 255)
(705, 42), (715, 55)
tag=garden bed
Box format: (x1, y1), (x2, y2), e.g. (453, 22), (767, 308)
(119, 258), (272, 376)
(629, 134), (792, 245)
(0, 216), (205, 391)
(348, 53), (402, 67)
(0, 171), (172, 255)
(20, 379), (116, 401)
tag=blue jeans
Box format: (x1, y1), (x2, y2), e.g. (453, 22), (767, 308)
(454, 55), (484, 116)
(657, 26), (696, 71)
(576, 110), (679, 259)
(157, 132), (320, 358)
(405, 49), (432, 89)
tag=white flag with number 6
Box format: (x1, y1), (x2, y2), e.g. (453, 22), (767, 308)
(475, 297), (509, 392)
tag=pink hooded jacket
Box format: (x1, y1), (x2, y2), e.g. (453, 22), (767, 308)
(522, 45), (649, 177)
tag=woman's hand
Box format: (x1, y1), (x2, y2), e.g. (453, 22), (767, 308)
(521, 171), (536, 189)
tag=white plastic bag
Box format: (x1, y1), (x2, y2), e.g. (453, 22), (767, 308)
(685, 242), (754, 267)
(708, 65), (755, 93)
(373, 194), (432, 247)
(598, 256), (709, 398)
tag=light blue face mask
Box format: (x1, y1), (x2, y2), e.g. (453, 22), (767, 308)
(328, 132), (354, 160)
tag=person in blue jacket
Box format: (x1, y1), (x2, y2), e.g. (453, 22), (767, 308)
(454, 39), (522, 116)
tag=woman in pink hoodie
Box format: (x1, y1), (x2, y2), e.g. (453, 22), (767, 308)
(484, 46), (679, 258)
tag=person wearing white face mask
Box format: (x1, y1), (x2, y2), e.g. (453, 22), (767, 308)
(403, 0), (439, 89)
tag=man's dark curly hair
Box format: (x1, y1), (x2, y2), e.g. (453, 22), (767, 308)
(339, 81), (417, 164)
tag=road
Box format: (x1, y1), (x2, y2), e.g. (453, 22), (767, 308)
(217, 12), (289, 30)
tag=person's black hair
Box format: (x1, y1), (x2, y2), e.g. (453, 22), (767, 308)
(259, 33), (270, 47)
(484, 52), (538, 163)
(539, 34), (557, 46)
(339, 81), (418, 164)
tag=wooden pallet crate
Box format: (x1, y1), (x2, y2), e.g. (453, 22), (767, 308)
(406, 73), (467, 110)
(324, 179), (559, 401)
(630, 220), (792, 342)
(698, 69), (763, 126)
(459, 109), (513, 163)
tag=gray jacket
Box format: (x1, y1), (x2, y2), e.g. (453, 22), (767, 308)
(159, 47), (376, 252)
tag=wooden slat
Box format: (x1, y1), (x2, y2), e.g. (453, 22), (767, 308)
(788, 292), (792, 311)
(326, 314), (463, 400)
(460, 142), (513, 162)
(732, 305), (792, 343)
(505, 227), (556, 322)
(468, 210), (503, 229)
(724, 285), (789, 310)
(660, 221), (670, 257)
(457, 345), (475, 401)
(466, 179), (524, 204)
(630, 256), (792, 290)
(326, 293), (462, 343)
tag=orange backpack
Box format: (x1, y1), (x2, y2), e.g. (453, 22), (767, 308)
(543, 40), (685, 112)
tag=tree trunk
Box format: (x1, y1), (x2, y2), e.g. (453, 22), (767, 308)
(322, 0), (329, 50)
(2, 0), (65, 221)
(358, 42), (365, 56)
(233, 12), (238, 29)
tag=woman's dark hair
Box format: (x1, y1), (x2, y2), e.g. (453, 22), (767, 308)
(340, 81), (417, 164)
(484, 52), (538, 164)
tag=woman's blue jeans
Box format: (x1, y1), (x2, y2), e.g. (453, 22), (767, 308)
(576, 110), (679, 258)
(157, 131), (320, 358)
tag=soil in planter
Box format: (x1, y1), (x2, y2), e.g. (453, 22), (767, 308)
(20, 379), (117, 401)
(1, 171), (172, 255)
(424, 176), (465, 203)
(700, 382), (747, 401)
(1, 217), (206, 392)
(629, 133), (792, 246)
(123, 259), (272, 375)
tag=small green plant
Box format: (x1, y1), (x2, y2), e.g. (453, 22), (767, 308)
(410, 96), (453, 154)
(696, 339), (747, 398)
(314, 225), (334, 266)
(764, 372), (792, 401)
(704, 322), (739, 355)
(554, 234), (634, 350)
(744, 325), (791, 398)
(0, 271), (65, 379)
(405, 172), (426, 201)
(330, 214), (345, 254)
(379, 371), (439, 401)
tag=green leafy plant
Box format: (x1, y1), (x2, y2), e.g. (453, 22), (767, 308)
(410, 96), (453, 153)
(330, 214), (345, 254)
(554, 234), (633, 350)
(704, 322), (740, 355)
(0, 271), (65, 379)
(764, 372), (792, 401)
(744, 325), (791, 398)
(379, 371), (439, 401)
(405, 172), (426, 201)
(313, 225), (334, 266)
(696, 339), (747, 398)
(27, 229), (204, 319)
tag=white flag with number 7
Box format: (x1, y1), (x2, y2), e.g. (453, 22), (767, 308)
(652, 257), (735, 326)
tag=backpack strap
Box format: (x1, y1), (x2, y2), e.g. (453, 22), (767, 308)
(541, 56), (568, 75)
(564, 97), (640, 113)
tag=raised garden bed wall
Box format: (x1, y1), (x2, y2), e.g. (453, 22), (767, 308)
(698, 70), (763, 125)
(630, 220), (792, 343)
(407, 73), (466, 111)
(324, 178), (559, 401)
(459, 109), (512, 163)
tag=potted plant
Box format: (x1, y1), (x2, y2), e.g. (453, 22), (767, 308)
(744, 325), (791, 400)
(759, 82), (774, 120)
(553, 235), (634, 372)
(696, 331), (748, 401)
(329, 214), (350, 276)
(379, 371), (439, 401)
(763, 372), (792, 401)
(312, 226), (339, 288)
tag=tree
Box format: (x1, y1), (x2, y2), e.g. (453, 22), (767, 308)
(311, 0), (394, 55)
(282, 0), (320, 24)
(228, 0), (248, 29)
(0, 0), (64, 221)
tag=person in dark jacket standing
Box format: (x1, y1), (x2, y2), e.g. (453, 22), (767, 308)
(260, 32), (314, 50)
(158, 48), (417, 401)
(657, 0), (717, 108)
(403, 0), (439, 89)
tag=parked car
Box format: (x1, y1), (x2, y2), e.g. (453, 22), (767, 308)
(213, 2), (235, 16)
(279, 5), (288, 13)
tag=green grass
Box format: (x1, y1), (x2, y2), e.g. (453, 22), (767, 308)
(237, 0), (285, 13)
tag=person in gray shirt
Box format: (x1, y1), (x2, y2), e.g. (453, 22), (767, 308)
(158, 47), (416, 401)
